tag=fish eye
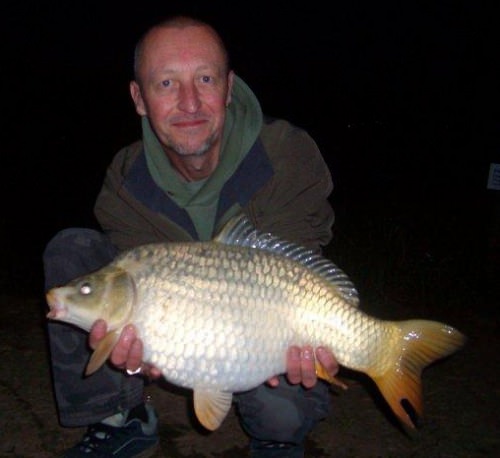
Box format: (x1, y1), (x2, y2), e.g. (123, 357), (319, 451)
(80, 282), (93, 295)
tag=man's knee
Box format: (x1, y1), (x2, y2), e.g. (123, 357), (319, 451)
(43, 228), (117, 290)
(236, 378), (331, 444)
(44, 228), (110, 258)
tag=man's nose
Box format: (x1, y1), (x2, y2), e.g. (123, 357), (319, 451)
(178, 83), (201, 113)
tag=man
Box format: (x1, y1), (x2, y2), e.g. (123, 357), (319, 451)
(44, 15), (338, 458)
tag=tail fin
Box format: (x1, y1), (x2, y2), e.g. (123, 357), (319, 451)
(369, 319), (466, 429)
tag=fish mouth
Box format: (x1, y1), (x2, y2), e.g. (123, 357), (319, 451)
(45, 290), (68, 320)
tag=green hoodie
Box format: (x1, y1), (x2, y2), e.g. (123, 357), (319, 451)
(142, 75), (263, 240)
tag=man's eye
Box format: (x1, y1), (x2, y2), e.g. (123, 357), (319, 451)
(201, 75), (212, 83)
(80, 282), (92, 295)
(161, 80), (171, 88)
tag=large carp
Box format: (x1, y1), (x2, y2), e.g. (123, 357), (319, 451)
(46, 214), (466, 431)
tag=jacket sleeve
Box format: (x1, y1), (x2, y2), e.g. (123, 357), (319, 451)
(250, 119), (334, 252)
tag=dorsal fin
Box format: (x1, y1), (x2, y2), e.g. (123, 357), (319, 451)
(214, 214), (359, 307)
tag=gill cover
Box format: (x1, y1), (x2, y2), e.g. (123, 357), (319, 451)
(79, 266), (137, 375)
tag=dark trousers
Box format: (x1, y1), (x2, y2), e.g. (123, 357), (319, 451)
(43, 228), (331, 450)
(43, 228), (144, 426)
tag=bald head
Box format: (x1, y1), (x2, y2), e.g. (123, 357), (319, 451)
(133, 16), (230, 85)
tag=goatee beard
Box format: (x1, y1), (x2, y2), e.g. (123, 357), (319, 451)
(167, 132), (217, 158)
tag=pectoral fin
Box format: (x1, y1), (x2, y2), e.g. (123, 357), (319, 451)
(315, 361), (348, 390)
(193, 389), (233, 431)
(86, 331), (120, 376)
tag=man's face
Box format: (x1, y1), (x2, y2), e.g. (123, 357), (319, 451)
(130, 25), (233, 160)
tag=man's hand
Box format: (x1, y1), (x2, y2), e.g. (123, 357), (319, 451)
(89, 320), (162, 379)
(267, 345), (339, 388)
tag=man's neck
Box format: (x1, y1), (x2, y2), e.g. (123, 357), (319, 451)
(165, 149), (220, 182)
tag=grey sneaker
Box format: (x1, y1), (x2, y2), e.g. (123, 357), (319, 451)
(63, 402), (159, 457)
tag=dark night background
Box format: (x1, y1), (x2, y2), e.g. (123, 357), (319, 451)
(2, 0), (498, 294)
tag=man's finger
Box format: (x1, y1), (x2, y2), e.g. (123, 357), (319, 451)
(266, 375), (280, 387)
(286, 346), (302, 384)
(300, 346), (317, 388)
(316, 346), (339, 377)
(89, 319), (107, 350)
(109, 325), (136, 367)
(148, 365), (163, 380)
(125, 337), (144, 373)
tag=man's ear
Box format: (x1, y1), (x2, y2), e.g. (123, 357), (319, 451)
(130, 81), (147, 116)
(225, 70), (235, 107)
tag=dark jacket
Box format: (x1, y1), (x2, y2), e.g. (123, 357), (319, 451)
(94, 116), (334, 253)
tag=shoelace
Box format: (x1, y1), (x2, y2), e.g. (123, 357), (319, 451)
(76, 424), (117, 453)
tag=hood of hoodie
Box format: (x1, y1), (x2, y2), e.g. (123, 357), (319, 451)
(142, 74), (263, 239)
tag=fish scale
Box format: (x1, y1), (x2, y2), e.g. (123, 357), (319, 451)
(46, 213), (466, 432)
(135, 248), (296, 391)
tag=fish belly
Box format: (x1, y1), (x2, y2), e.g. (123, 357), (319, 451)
(134, 286), (296, 392)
